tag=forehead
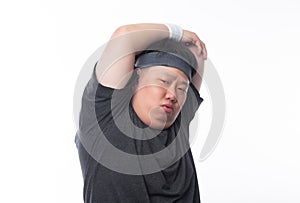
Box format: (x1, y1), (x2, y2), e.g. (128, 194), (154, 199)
(143, 66), (189, 82)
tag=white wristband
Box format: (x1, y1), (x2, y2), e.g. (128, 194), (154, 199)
(165, 23), (183, 42)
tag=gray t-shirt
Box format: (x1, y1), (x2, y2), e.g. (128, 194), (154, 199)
(75, 63), (203, 203)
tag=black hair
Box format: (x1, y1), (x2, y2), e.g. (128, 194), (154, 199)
(136, 38), (198, 73)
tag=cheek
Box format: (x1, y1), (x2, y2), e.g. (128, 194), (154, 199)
(179, 95), (187, 107)
(134, 86), (165, 107)
(174, 92), (187, 107)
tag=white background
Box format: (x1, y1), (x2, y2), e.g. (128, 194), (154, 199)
(1, 0), (299, 202)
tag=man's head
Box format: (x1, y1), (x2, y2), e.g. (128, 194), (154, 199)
(132, 39), (198, 129)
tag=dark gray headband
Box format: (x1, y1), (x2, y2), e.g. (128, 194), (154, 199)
(135, 51), (195, 81)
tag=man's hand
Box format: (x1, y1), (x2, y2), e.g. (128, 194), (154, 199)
(181, 30), (207, 91)
(181, 30), (207, 60)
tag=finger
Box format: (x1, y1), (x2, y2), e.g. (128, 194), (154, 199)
(199, 41), (207, 60)
(193, 38), (207, 59)
(182, 30), (207, 59)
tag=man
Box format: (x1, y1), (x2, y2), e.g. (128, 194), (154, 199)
(75, 23), (207, 202)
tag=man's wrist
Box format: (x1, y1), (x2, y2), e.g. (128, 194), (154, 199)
(164, 23), (183, 42)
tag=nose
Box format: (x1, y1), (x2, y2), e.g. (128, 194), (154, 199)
(165, 87), (177, 103)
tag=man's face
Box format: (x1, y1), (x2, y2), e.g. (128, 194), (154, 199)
(132, 66), (189, 129)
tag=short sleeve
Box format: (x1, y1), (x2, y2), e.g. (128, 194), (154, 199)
(180, 83), (203, 124)
(78, 63), (135, 136)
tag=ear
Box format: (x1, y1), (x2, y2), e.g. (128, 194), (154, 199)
(132, 68), (141, 92)
(136, 68), (145, 84)
(136, 68), (142, 77)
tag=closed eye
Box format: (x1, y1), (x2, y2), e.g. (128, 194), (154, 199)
(159, 79), (169, 84)
(178, 87), (188, 93)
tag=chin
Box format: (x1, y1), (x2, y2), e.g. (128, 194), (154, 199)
(163, 121), (175, 129)
(149, 119), (174, 130)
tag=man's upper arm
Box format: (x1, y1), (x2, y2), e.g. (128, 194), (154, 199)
(95, 26), (136, 89)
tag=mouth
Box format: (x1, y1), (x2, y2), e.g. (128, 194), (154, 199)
(161, 104), (174, 113)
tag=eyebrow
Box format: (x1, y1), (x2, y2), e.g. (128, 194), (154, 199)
(160, 71), (189, 86)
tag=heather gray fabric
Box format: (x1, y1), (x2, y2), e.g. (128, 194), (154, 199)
(75, 63), (203, 203)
